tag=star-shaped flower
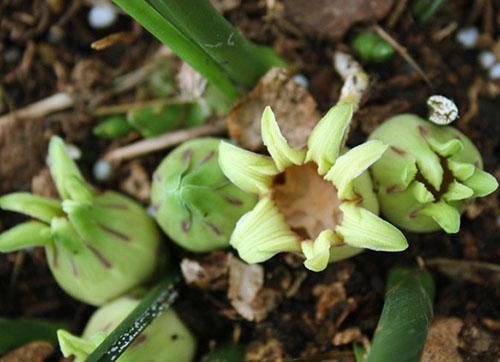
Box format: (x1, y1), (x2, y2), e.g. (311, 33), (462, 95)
(218, 104), (408, 272)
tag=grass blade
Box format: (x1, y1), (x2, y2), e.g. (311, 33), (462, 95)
(86, 271), (181, 362)
(366, 267), (435, 362)
(146, 0), (285, 89)
(112, 0), (240, 100)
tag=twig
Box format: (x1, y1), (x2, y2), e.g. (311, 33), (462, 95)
(104, 119), (227, 161)
(432, 22), (458, 42)
(0, 92), (74, 123)
(386, 0), (409, 29)
(372, 24), (432, 86)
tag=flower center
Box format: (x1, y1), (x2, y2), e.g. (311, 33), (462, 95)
(271, 162), (343, 240)
(415, 155), (454, 200)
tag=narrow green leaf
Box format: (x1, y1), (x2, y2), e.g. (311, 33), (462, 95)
(112, 0), (240, 100)
(85, 271), (180, 362)
(366, 267), (435, 362)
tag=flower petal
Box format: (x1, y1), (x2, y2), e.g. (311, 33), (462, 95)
(0, 221), (52, 252)
(301, 229), (337, 272)
(230, 197), (301, 264)
(325, 140), (388, 200)
(409, 181), (435, 203)
(418, 200), (460, 233)
(261, 106), (305, 171)
(336, 203), (408, 251)
(305, 103), (354, 175)
(218, 141), (279, 195)
(447, 159), (475, 181)
(0, 192), (63, 223)
(442, 180), (474, 201)
(49, 136), (93, 200)
(462, 168), (498, 197)
(370, 146), (418, 190)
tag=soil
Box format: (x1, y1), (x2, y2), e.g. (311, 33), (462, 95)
(0, 0), (499, 361)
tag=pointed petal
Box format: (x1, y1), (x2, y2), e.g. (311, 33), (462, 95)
(58, 329), (105, 361)
(218, 141), (279, 195)
(462, 168), (498, 197)
(0, 192), (63, 223)
(261, 106), (305, 171)
(336, 203), (408, 251)
(230, 197), (301, 264)
(409, 181), (435, 203)
(0, 221), (52, 252)
(305, 103), (354, 175)
(301, 229), (336, 272)
(418, 201), (460, 233)
(442, 181), (474, 201)
(325, 140), (388, 200)
(447, 159), (475, 181)
(49, 136), (93, 200)
(370, 146), (418, 189)
(426, 136), (463, 157)
(329, 245), (363, 262)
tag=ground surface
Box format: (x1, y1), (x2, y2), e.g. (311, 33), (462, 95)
(0, 0), (499, 361)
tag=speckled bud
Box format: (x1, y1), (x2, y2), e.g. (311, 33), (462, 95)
(0, 136), (161, 305)
(151, 138), (258, 252)
(369, 114), (498, 233)
(58, 295), (196, 362)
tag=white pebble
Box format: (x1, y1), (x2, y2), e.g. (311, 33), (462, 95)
(292, 74), (309, 89)
(478, 51), (496, 70)
(456, 26), (479, 49)
(93, 159), (113, 182)
(88, 3), (117, 29)
(427, 95), (459, 125)
(488, 63), (500, 80)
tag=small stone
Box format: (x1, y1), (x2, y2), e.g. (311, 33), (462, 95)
(456, 26), (479, 49)
(292, 74), (309, 89)
(93, 159), (113, 182)
(88, 3), (117, 29)
(488, 63), (500, 80)
(478, 51), (496, 70)
(427, 95), (459, 125)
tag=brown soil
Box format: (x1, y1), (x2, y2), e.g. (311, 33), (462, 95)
(0, 0), (499, 361)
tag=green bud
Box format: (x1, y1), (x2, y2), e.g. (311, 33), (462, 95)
(0, 136), (162, 305)
(127, 102), (210, 138)
(351, 32), (395, 63)
(93, 115), (134, 140)
(151, 138), (258, 252)
(58, 295), (196, 362)
(369, 114), (498, 233)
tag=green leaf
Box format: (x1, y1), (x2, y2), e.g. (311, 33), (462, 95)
(85, 271), (180, 362)
(202, 343), (246, 362)
(93, 115), (134, 140)
(0, 318), (68, 354)
(366, 267), (435, 362)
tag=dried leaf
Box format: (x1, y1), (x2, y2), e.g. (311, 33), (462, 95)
(422, 317), (464, 362)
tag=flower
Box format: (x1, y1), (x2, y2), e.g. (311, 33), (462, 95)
(0, 136), (161, 305)
(218, 104), (408, 272)
(151, 137), (257, 252)
(58, 295), (196, 362)
(369, 114), (498, 233)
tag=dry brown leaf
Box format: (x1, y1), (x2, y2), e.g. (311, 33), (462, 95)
(180, 251), (230, 290)
(312, 281), (346, 323)
(283, 0), (393, 40)
(119, 161), (151, 203)
(421, 317), (464, 362)
(1, 341), (54, 362)
(226, 68), (319, 150)
(332, 327), (365, 346)
(228, 257), (280, 322)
